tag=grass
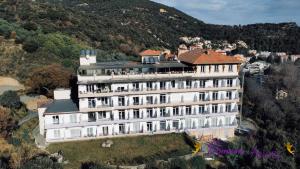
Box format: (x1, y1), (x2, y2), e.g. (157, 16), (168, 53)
(47, 133), (192, 169)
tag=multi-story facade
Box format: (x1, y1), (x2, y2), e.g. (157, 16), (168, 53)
(38, 49), (242, 142)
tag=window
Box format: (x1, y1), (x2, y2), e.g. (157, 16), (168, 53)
(146, 96), (153, 104)
(173, 107), (179, 116)
(133, 109), (140, 119)
(87, 128), (94, 137)
(160, 81), (166, 90)
(199, 80), (205, 88)
(213, 79), (219, 87)
(88, 112), (96, 122)
(226, 104), (231, 112)
(186, 80), (192, 88)
(100, 97), (108, 105)
(212, 92), (218, 100)
(186, 106), (191, 115)
(173, 120), (179, 130)
(52, 116), (59, 124)
(119, 110), (125, 120)
(199, 105), (205, 114)
(200, 65), (205, 72)
(133, 97), (139, 105)
(160, 121), (166, 131)
(117, 86), (126, 92)
(119, 124), (125, 134)
(103, 126), (109, 136)
(146, 108), (155, 118)
(185, 119), (192, 129)
(70, 114), (77, 123)
(212, 118), (217, 127)
(212, 104), (218, 113)
(160, 108), (167, 117)
(98, 111), (106, 119)
(54, 130), (60, 138)
(160, 94), (166, 103)
(226, 91), (232, 99)
(147, 122), (153, 131)
(88, 98), (96, 108)
(227, 79), (233, 87)
(228, 65), (233, 72)
(133, 82), (139, 91)
(171, 80), (176, 88)
(86, 84), (94, 93)
(225, 117), (231, 126)
(214, 65), (219, 72)
(118, 96), (125, 106)
(146, 82), (153, 90)
(199, 119), (205, 128)
(199, 92), (205, 101)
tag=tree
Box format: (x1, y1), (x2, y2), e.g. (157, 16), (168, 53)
(0, 91), (21, 109)
(26, 64), (72, 96)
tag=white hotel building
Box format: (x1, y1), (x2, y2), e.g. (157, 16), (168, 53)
(38, 49), (242, 142)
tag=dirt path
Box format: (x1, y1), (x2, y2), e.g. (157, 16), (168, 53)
(0, 76), (25, 94)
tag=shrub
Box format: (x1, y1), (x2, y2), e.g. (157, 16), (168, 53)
(81, 162), (113, 169)
(188, 156), (206, 169)
(23, 38), (39, 53)
(170, 158), (188, 169)
(20, 156), (63, 169)
(0, 91), (21, 109)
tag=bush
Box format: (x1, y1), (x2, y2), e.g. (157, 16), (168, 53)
(81, 162), (113, 169)
(0, 91), (21, 109)
(188, 156), (206, 169)
(23, 38), (39, 53)
(170, 158), (188, 169)
(20, 156), (63, 169)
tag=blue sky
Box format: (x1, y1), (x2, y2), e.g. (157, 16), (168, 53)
(152, 0), (300, 25)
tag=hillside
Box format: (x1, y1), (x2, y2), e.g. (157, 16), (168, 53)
(0, 0), (300, 79)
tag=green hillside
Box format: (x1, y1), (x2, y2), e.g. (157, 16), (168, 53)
(0, 0), (300, 79)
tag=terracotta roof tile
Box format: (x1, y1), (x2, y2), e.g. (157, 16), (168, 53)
(178, 49), (242, 65)
(139, 49), (161, 56)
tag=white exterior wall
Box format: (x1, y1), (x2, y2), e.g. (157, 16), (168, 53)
(42, 63), (241, 142)
(54, 89), (71, 100)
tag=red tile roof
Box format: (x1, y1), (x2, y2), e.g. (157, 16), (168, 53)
(139, 49), (161, 56)
(178, 49), (242, 65)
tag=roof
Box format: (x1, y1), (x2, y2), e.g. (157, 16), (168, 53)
(45, 99), (78, 113)
(178, 49), (242, 65)
(139, 49), (162, 56)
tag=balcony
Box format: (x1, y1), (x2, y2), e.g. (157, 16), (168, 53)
(77, 71), (239, 84)
(79, 85), (241, 98)
(80, 98), (240, 112)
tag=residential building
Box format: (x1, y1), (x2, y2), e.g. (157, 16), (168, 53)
(38, 49), (242, 142)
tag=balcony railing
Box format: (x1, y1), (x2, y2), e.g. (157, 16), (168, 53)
(79, 85), (240, 98)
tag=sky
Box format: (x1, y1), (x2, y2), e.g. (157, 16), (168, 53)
(151, 0), (300, 25)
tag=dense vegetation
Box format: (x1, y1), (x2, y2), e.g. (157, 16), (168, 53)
(1, 0), (300, 53)
(0, 0), (300, 80)
(214, 63), (300, 169)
